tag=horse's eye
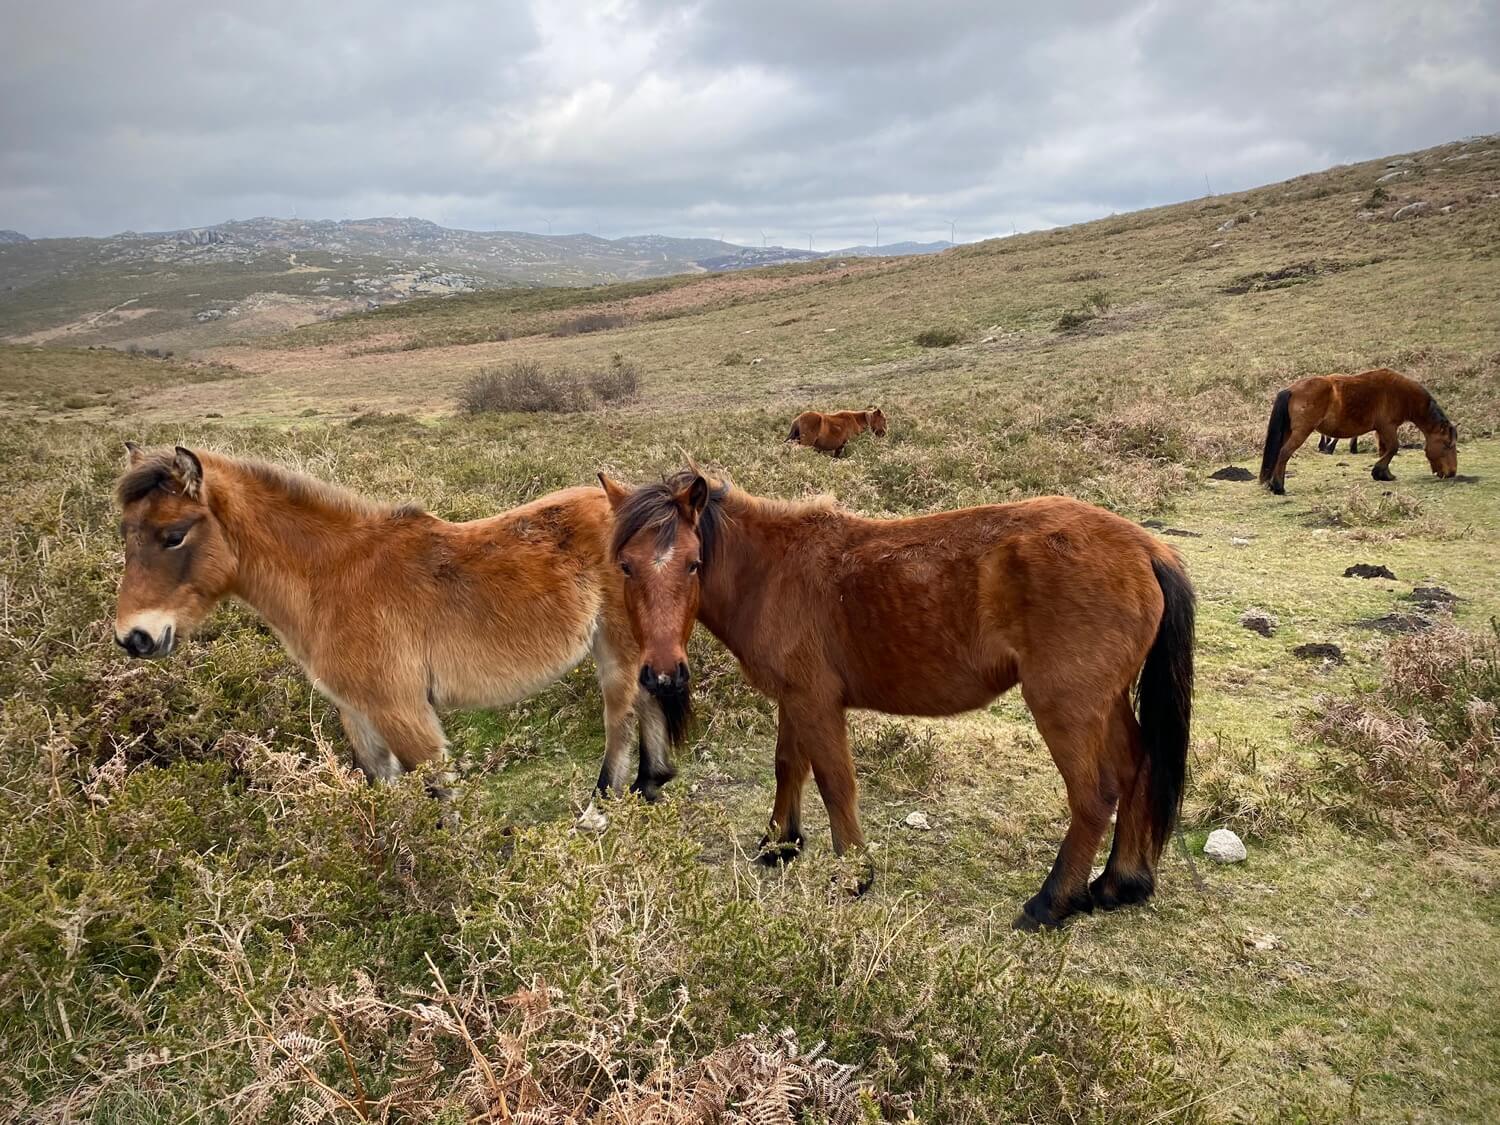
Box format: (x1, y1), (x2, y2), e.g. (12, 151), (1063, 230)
(162, 529), (187, 549)
(620, 562), (633, 578)
(687, 560), (701, 574)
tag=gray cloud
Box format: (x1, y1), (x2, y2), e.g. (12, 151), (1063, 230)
(2, 0), (1496, 243)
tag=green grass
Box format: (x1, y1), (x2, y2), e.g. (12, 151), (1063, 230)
(2, 133), (1499, 1121)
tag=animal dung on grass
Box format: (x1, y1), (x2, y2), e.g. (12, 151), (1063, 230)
(1239, 608), (1278, 638)
(1345, 563), (1396, 580)
(1210, 466), (1255, 482)
(1405, 585), (1458, 610)
(902, 810), (933, 831)
(1204, 828), (1247, 864)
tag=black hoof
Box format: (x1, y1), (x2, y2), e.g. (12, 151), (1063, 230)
(1012, 888), (1092, 931)
(1269, 480), (1285, 495)
(630, 763), (677, 804)
(1371, 466), (1395, 482)
(755, 833), (805, 867)
(830, 861), (875, 898)
(1090, 871), (1155, 912)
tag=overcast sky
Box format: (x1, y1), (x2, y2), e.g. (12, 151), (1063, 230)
(3, 1), (1497, 245)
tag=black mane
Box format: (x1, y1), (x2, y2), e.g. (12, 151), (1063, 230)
(609, 469), (730, 565)
(1426, 395), (1456, 435)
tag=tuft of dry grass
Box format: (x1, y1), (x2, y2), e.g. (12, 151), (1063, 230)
(1305, 617), (1500, 844)
(458, 356), (640, 415)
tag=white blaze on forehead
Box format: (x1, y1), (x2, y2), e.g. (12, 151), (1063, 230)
(651, 547), (675, 572)
(114, 608), (177, 642)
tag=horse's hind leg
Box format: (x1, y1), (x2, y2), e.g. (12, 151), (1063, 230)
(1091, 692), (1157, 911)
(1270, 420), (1315, 494)
(344, 702), (452, 804)
(1016, 686), (1116, 930)
(1349, 435), (1359, 454)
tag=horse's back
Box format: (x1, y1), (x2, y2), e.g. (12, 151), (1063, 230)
(828, 496), (1169, 711)
(389, 485), (616, 708)
(1310, 368), (1420, 435)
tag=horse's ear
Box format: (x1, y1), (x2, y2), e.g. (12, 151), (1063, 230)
(172, 446), (203, 500)
(124, 441), (146, 467)
(674, 474), (709, 527)
(597, 472), (630, 512)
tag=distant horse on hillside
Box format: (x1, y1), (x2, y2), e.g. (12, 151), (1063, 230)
(1259, 368), (1457, 494)
(112, 445), (682, 796)
(786, 408), (887, 457)
(600, 467), (1196, 930)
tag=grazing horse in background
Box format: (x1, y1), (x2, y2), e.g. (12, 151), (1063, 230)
(786, 408), (887, 457)
(113, 445), (682, 797)
(599, 467), (1196, 930)
(1260, 368), (1457, 494)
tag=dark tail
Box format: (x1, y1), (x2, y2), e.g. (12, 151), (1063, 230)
(786, 420), (801, 442)
(1259, 388), (1292, 484)
(1136, 557), (1195, 861)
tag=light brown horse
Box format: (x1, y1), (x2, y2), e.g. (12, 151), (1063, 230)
(599, 468), (1195, 930)
(113, 445), (682, 796)
(785, 408), (887, 457)
(1260, 368), (1457, 494)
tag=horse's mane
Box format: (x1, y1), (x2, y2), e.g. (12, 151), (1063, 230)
(610, 469), (732, 567)
(117, 449), (419, 519)
(1426, 395), (1456, 435)
(610, 469), (846, 567)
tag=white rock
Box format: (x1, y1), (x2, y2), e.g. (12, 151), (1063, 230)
(902, 810), (932, 831)
(1392, 201), (1431, 221)
(1375, 170), (1410, 183)
(575, 803), (609, 833)
(1204, 828), (1247, 863)
(1230, 536), (1251, 548)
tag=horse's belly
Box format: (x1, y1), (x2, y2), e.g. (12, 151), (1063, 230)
(430, 630), (593, 710)
(846, 667), (1012, 717)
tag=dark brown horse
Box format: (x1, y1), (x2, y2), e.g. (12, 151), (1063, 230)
(1260, 368), (1457, 494)
(599, 468), (1195, 930)
(786, 408), (887, 457)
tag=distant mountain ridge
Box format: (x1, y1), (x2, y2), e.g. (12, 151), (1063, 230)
(2, 217), (952, 286)
(0, 216), (955, 347)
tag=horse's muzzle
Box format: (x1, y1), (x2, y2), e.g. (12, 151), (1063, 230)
(640, 661), (690, 697)
(117, 625), (173, 658)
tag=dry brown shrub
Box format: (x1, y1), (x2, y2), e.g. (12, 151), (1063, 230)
(1305, 617), (1500, 843)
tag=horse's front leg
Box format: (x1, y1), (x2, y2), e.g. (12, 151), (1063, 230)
(758, 707), (810, 865)
(1372, 423), (1399, 481)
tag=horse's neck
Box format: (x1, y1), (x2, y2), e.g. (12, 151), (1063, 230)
(698, 500), (794, 661)
(214, 469), (369, 660)
(1403, 392), (1438, 434)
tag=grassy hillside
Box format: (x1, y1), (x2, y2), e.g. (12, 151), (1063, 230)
(1, 135), (1497, 1122)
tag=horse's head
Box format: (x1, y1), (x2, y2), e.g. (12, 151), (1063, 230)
(868, 408), (888, 437)
(113, 444), (237, 658)
(1425, 424), (1458, 479)
(599, 468), (723, 708)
